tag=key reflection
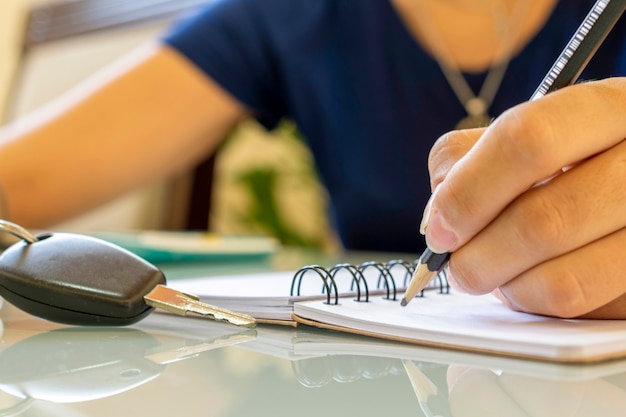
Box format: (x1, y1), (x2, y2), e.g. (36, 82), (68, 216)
(0, 326), (254, 412)
(1, 319), (626, 417)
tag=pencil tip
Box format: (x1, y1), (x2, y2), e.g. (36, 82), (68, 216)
(400, 262), (438, 307)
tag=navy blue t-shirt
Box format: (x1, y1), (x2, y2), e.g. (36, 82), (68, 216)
(163, 0), (626, 253)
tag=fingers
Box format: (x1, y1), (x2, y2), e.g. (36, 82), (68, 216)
(423, 78), (626, 318)
(421, 128), (483, 236)
(424, 78), (626, 254)
(428, 127), (485, 189)
(498, 226), (626, 319)
(448, 138), (626, 300)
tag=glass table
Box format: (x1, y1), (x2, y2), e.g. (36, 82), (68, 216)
(0, 248), (624, 416)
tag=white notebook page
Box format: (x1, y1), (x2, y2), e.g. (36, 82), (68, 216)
(293, 291), (626, 362)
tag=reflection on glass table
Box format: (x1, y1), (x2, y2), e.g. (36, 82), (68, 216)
(0, 319), (254, 415)
(0, 295), (625, 416)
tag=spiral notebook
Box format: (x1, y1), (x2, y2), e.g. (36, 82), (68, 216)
(169, 258), (431, 326)
(170, 257), (626, 363)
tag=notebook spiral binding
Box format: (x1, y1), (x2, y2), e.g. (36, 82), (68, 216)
(291, 354), (409, 388)
(290, 258), (449, 305)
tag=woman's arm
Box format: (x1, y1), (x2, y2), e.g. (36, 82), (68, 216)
(0, 43), (249, 227)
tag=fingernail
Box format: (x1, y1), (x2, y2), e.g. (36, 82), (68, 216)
(419, 196), (434, 235)
(419, 186), (439, 235)
(425, 210), (457, 253)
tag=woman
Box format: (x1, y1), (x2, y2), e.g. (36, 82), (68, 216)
(1, 0), (625, 317)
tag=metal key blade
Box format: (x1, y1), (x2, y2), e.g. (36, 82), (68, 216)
(144, 285), (256, 328)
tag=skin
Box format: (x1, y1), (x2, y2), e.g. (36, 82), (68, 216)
(392, 0), (558, 71)
(424, 79), (626, 319)
(0, 43), (249, 226)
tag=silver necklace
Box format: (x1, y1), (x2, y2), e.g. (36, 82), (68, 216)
(414, 1), (527, 129)
(440, 56), (509, 129)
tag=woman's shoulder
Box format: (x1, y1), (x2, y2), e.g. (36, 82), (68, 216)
(168, 0), (387, 36)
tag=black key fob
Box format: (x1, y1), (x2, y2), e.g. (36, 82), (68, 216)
(0, 232), (166, 326)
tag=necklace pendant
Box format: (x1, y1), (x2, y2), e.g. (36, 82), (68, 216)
(455, 113), (492, 130)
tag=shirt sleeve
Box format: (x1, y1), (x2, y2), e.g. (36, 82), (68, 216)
(162, 0), (286, 130)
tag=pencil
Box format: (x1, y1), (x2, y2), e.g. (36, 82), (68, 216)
(401, 0), (626, 307)
(401, 360), (439, 412)
(401, 249), (449, 306)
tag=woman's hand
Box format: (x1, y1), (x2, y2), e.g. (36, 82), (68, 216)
(423, 77), (626, 319)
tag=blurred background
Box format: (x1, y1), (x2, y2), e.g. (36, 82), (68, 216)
(0, 0), (339, 251)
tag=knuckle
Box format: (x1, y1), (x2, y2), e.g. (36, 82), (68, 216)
(428, 131), (460, 186)
(536, 271), (588, 318)
(509, 193), (570, 254)
(428, 131), (456, 166)
(449, 259), (491, 295)
(428, 130), (479, 186)
(442, 179), (482, 226)
(493, 107), (559, 173)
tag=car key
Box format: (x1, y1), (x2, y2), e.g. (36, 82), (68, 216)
(0, 220), (256, 327)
